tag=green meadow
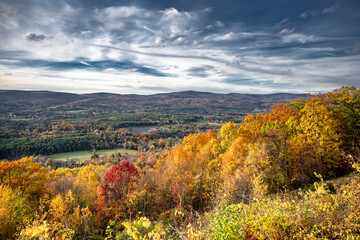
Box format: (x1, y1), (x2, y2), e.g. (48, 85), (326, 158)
(49, 148), (136, 161)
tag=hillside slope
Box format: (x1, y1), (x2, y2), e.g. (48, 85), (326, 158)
(0, 90), (306, 119)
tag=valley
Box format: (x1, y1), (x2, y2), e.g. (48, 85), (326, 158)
(0, 90), (305, 161)
(1, 87), (359, 239)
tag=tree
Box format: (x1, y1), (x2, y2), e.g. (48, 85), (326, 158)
(0, 184), (32, 239)
(0, 157), (49, 205)
(21, 191), (93, 239)
(102, 161), (140, 202)
(74, 164), (105, 208)
(97, 161), (140, 221)
(165, 130), (217, 211)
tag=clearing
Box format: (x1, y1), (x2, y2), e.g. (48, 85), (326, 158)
(49, 148), (136, 161)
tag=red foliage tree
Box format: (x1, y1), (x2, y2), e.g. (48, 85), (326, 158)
(102, 161), (140, 203)
(95, 161), (140, 223)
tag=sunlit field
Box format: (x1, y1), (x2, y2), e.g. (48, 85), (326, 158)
(49, 148), (136, 161)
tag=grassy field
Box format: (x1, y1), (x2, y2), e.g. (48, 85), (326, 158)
(49, 148), (136, 161)
(129, 126), (158, 132)
(195, 121), (223, 125)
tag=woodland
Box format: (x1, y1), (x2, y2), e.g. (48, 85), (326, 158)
(0, 86), (359, 239)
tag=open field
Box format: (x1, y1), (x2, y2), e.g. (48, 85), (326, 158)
(49, 148), (136, 161)
(129, 126), (158, 133)
(195, 121), (224, 125)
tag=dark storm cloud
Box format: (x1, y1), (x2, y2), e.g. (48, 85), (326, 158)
(23, 33), (49, 42)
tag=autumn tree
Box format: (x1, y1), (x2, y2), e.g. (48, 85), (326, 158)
(102, 161), (139, 202)
(74, 164), (106, 209)
(20, 190), (93, 239)
(0, 157), (49, 205)
(0, 158), (51, 238)
(164, 130), (218, 211)
(325, 87), (360, 164)
(96, 161), (140, 221)
(0, 185), (32, 239)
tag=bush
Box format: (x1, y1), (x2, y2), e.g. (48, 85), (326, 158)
(209, 174), (360, 239)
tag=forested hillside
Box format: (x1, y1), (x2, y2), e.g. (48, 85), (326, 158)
(0, 90), (305, 120)
(0, 87), (359, 239)
(0, 90), (305, 160)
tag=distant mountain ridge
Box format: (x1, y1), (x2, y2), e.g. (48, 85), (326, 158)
(0, 89), (307, 119)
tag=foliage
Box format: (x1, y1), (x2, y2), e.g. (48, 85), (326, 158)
(0, 184), (32, 239)
(96, 161), (140, 222)
(74, 164), (106, 208)
(0, 113), (218, 160)
(209, 173), (360, 239)
(116, 217), (157, 240)
(1, 87), (359, 239)
(102, 161), (140, 203)
(20, 191), (93, 239)
(0, 157), (49, 205)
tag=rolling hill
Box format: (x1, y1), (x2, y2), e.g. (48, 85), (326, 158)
(0, 90), (307, 119)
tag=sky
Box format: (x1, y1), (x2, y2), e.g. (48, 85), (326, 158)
(0, 0), (359, 94)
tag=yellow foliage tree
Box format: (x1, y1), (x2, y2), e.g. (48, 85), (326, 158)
(0, 184), (32, 239)
(0, 157), (49, 205)
(74, 164), (106, 208)
(21, 190), (93, 239)
(164, 130), (218, 210)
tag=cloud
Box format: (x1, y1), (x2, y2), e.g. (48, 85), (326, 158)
(101, 6), (144, 19)
(81, 31), (91, 35)
(278, 18), (289, 25)
(79, 61), (92, 66)
(300, 10), (317, 18)
(23, 33), (48, 42)
(205, 32), (237, 41)
(278, 28), (295, 35)
(0, 0), (359, 94)
(200, 7), (213, 13)
(0, 5), (14, 18)
(91, 6), (199, 48)
(153, 36), (163, 46)
(323, 4), (340, 14)
(282, 33), (318, 44)
(173, 37), (186, 45)
(203, 31), (266, 43)
(138, 86), (174, 92)
(345, 43), (360, 54)
(187, 65), (215, 77)
(215, 21), (224, 28)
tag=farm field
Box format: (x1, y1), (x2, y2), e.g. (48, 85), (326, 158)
(129, 126), (158, 133)
(49, 148), (136, 161)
